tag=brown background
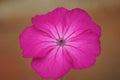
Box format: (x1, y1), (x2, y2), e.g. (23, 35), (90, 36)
(0, 0), (120, 80)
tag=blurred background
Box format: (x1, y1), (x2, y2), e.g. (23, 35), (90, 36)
(0, 0), (120, 80)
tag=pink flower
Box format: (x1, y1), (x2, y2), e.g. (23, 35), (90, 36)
(19, 7), (101, 80)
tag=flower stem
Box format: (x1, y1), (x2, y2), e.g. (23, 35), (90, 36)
(42, 77), (64, 80)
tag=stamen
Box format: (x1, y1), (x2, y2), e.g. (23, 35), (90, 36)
(57, 38), (66, 47)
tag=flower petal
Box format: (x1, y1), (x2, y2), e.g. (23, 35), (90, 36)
(65, 30), (101, 69)
(64, 45), (96, 69)
(31, 47), (71, 79)
(67, 30), (101, 56)
(63, 8), (101, 40)
(19, 26), (56, 58)
(32, 7), (68, 39)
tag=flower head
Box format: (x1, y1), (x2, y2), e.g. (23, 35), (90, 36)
(19, 7), (101, 80)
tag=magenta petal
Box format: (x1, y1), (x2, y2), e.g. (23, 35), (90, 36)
(19, 26), (56, 58)
(63, 8), (101, 39)
(31, 47), (71, 79)
(64, 45), (96, 69)
(67, 30), (101, 56)
(65, 29), (101, 69)
(32, 7), (68, 39)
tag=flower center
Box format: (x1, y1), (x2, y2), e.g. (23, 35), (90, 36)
(57, 38), (66, 47)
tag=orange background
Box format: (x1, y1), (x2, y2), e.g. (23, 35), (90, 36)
(0, 0), (120, 80)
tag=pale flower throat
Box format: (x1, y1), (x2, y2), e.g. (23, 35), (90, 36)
(57, 38), (66, 47)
